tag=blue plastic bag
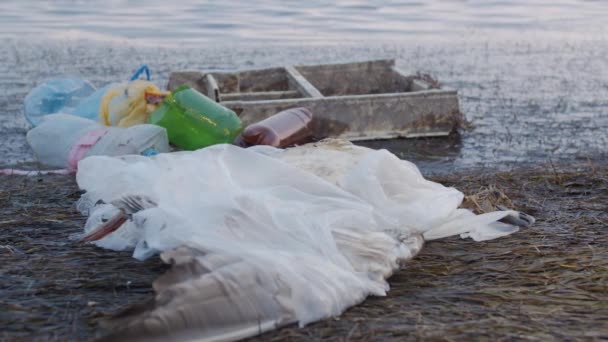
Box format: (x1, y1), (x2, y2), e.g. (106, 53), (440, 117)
(69, 84), (112, 122)
(24, 78), (96, 126)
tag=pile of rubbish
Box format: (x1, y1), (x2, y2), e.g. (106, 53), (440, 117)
(22, 65), (315, 171)
(71, 139), (534, 342)
(10, 65), (536, 342)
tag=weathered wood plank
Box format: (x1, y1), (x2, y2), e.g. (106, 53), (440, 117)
(411, 79), (431, 91)
(221, 90), (301, 101)
(391, 66), (414, 91)
(296, 59), (395, 74)
(205, 74), (221, 102)
(223, 90), (460, 140)
(202, 67), (289, 93)
(285, 66), (324, 98)
(168, 71), (206, 92)
(295, 59), (409, 96)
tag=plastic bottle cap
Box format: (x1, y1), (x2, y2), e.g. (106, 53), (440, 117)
(141, 148), (159, 156)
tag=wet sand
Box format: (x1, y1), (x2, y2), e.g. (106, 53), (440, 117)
(1, 162), (606, 341)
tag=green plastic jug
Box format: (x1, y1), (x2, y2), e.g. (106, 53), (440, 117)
(148, 85), (242, 150)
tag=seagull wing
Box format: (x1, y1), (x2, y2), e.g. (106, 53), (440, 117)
(99, 245), (297, 342)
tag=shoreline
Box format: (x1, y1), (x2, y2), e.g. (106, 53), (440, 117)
(2, 162), (606, 340)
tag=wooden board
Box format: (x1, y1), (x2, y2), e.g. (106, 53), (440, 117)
(167, 59), (462, 140)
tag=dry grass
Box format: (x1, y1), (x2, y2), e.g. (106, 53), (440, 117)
(1, 162), (607, 341)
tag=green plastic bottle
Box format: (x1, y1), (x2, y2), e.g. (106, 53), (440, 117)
(148, 85), (242, 150)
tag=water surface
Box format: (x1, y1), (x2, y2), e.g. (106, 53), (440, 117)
(0, 1), (607, 173)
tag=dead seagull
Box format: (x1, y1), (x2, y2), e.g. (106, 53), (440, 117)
(75, 140), (534, 342)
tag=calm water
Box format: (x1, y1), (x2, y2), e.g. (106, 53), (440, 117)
(1, 0), (607, 44)
(1, 0), (607, 172)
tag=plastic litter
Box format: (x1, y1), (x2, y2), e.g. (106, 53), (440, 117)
(24, 78), (97, 126)
(77, 65), (153, 123)
(234, 107), (314, 148)
(99, 80), (163, 127)
(23, 65), (156, 126)
(70, 84), (113, 122)
(26, 114), (170, 169)
(75, 140), (527, 339)
(148, 85), (243, 150)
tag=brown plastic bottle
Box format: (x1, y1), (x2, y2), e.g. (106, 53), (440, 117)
(235, 107), (314, 148)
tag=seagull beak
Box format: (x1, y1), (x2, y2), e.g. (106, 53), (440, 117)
(79, 210), (128, 243)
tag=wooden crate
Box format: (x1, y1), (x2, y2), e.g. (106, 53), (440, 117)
(167, 59), (461, 141)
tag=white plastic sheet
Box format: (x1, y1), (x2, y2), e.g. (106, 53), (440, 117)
(75, 140), (522, 340)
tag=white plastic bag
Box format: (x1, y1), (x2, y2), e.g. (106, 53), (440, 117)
(26, 114), (170, 169)
(74, 140), (526, 339)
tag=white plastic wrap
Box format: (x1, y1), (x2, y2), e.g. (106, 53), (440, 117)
(75, 140), (524, 341)
(26, 114), (170, 169)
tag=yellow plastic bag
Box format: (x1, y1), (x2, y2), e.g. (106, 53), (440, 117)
(99, 80), (161, 127)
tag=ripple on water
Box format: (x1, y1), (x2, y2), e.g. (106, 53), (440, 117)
(0, 1), (607, 172)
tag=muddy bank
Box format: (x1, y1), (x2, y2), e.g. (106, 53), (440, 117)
(1, 162), (606, 341)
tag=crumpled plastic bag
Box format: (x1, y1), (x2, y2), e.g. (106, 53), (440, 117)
(99, 80), (161, 127)
(74, 140), (525, 333)
(27, 114), (170, 169)
(23, 65), (159, 127)
(24, 77), (97, 126)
